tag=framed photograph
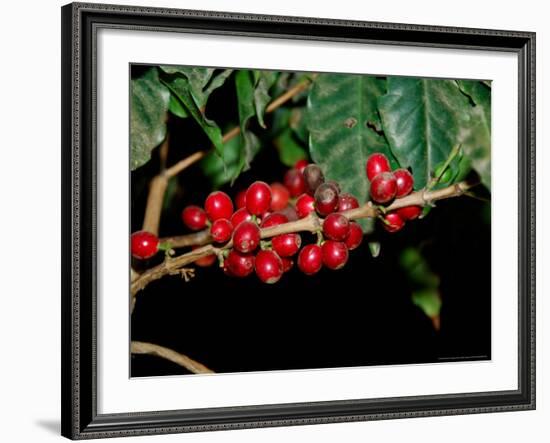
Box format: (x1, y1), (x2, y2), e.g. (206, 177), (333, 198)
(61, 2), (536, 439)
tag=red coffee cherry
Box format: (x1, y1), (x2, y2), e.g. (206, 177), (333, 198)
(283, 168), (306, 197)
(281, 257), (294, 273)
(294, 159), (309, 173)
(326, 180), (341, 194)
(194, 247), (217, 267)
(230, 208), (253, 228)
(181, 205), (207, 231)
(210, 218), (233, 243)
(270, 182), (290, 211)
(396, 205), (422, 221)
(279, 205), (299, 221)
(255, 250), (283, 284)
(337, 193), (359, 212)
(226, 249), (255, 277)
(295, 193), (315, 219)
(383, 212), (405, 233)
(131, 231), (159, 259)
(366, 153), (391, 181)
(223, 262), (234, 276)
(246, 181), (272, 216)
(196, 255), (216, 267)
(321, 241), (349, 270)
(297, 244), (323, 275)
(345, 222), (363, 250)
(261, 212), (288, 228)
(272, 233), (301, 257)
(314, 183), (339, 216)
(235, 189), (247, 209)
(303, 164), (325, 196)
(205, 191), (233, 221)
(323, 213), (350, 241)
(370, 172), (397, 204)
(394, 169), (414, 197)
(233, 221), (261, 253)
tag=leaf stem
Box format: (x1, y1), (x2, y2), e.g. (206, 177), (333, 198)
(427, 144), (461, 190)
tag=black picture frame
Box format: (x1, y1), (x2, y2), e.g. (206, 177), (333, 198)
(61, 2), (536, 439)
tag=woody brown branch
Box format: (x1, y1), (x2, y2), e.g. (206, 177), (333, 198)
(161, 229), (212, 249)
(131, 341), (214, 374)
(131, 180), (476, 296)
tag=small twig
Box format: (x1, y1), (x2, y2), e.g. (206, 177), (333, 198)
(141, 175), (169, 235)
(163, 150), (207, 179)
(265, 77), (314, 113)
(131, 180), (478, 296)
(221, 126), (241, 144)
(141, 137), (171, 234)
(131, 341), (214, 374)
(168, 267), (196, 282)
(463, 190), (490, 202)
(159, 133), (170, 170)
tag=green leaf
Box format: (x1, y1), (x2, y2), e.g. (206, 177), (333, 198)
(235, 70), (254, 134)
(290, 107), (308, 143)
(368, 241), (381, 258)
(168, 94), (188, 118)
(457, 80), (491, 189)
(160, 75), (224, 156)
(412, 289), (442, 319)
(160, 65), (213, 80)
(234, 70), (262, 178)
(236, 132), (261, 178)
(159, 66), (232, 109)
(454, 149), (472, 183)
(200, 136), (242, 188)
(428, 144), (462, 189)
(270, 106), (309, 152)
(399, 247), (442, 323)
(378, 77), (472, 189)
(253, 71), (278, 128)
(130, 68), (170, 170)
(271, 72), (311, 103)
(274, 128), (307, 167)
(159, 66), (232, 157)
(270, 107), (292, 136)
(270, 72), (291, 98)
(203, 69), (234, 104)
(400, 248), (440, 289)
(307, 73), (395, 233)
(421, 205), (432, 219)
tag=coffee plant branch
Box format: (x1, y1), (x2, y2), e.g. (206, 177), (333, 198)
(161, 229), (212, 249)
(131, 180), (478, 297)
(130, 341), (214, 374)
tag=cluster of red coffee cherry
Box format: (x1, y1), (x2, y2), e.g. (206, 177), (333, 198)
(131, 159), (365, 283)
(176, 160), (364, 283)
(130, 154), (424, 283)
(366, 153), (422, 232)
